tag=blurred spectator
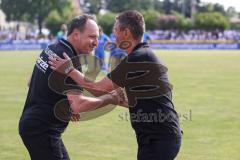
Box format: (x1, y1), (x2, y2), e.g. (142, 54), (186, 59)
(143, 32), (152, 43)
(1, 23), (240, 43)
(148, 29), (240, 42)
(56, 24), (67, 41)
(108, 32), (127, 71)
(94, 25), (110, 72)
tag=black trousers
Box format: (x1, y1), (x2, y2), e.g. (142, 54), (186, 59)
(137, 138), (181, 160)
(20, 133), (70, 160)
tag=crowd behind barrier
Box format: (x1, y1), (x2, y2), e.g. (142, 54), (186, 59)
(148, 29), (240, 42)
(1, 28), (240, 50)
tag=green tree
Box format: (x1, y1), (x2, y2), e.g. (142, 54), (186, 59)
(106, 0), (138, 12)
(160, 0), (201, 17)
(106, 0), (154, 13)
(80, 0), (103, 14)
(172, 11), (193, 30)
(153, 0), (163, 12)
(97, 12), (117, 35)
(138, 0), (154, 11)
(45, 5), (75, 35)
(162, 0), (172, 14)
(194, 12), (229, 30)
(45, 10), (63, 36)
(181, 0), (194, 17)
(157, 14), (179, 30)
(213, 3), (225, 14)
(197, 3), (225, 15)
(0, 0), (71, 34)
(172, 0), (182, 13)
(141, 10), (160, 30)
(226, 7), (238, 18)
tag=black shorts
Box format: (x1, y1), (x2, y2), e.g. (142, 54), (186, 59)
(137, 138), (181, 160)
(20, 133), (70, 160)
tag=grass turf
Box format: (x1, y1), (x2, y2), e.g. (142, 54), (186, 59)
(0, 50), (239, 160)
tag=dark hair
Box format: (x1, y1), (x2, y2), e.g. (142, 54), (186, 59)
(67, 14), (96, 36)
(116, 10), (145, 39)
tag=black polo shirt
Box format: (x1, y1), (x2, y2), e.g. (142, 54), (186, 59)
(108, 42), (182, 144)
(19, 39), (83, 136)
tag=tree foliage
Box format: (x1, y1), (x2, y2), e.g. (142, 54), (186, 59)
(44, 5), (76, 35)
(194, 12), (229, 30)
(97, 12), (117, 35)
(197, 3), (225, 15)
(80, 0), (103, 14)
(106, 0), (154, 13)
(172, 11), (193, 30)
(0, 0), (71, 34)
(0, 0), (235, 32)
(141, 10), (160, 30)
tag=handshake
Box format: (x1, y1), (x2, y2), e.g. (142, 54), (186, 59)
(69, 88), (128, 122)
(108, 88), (128, 108)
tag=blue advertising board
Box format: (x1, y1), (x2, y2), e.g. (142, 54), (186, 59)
(0, 42), (48, 50)
(0, 42), (240, 50)
(150, 43), (240, 50)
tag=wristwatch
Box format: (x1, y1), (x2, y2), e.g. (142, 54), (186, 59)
(64, 64), (74, 75)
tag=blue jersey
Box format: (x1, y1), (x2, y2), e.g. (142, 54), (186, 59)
(109, 43), (127, 57)
(95, 33), (109, 58)
(143, 32), (151, 43)
(108, 33), (127, 58)
(56, 31), (67, 41)
(109, 33), (116, 41)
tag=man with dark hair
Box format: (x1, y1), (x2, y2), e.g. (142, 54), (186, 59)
(49, 10), (182, 160)
(19, 14), (123, 160)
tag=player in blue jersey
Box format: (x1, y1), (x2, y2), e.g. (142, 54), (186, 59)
(143, 32), (151, 43)
(94, 26), (110, 71)
(107, 32), (127, 71)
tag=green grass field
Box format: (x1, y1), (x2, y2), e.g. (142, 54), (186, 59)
(0, 50), (240, 160)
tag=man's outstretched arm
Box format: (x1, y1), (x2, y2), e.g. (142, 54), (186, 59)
(67, 88), (127, 114)
(68, 69), (117, 96)
(49, 53), (118, 96)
